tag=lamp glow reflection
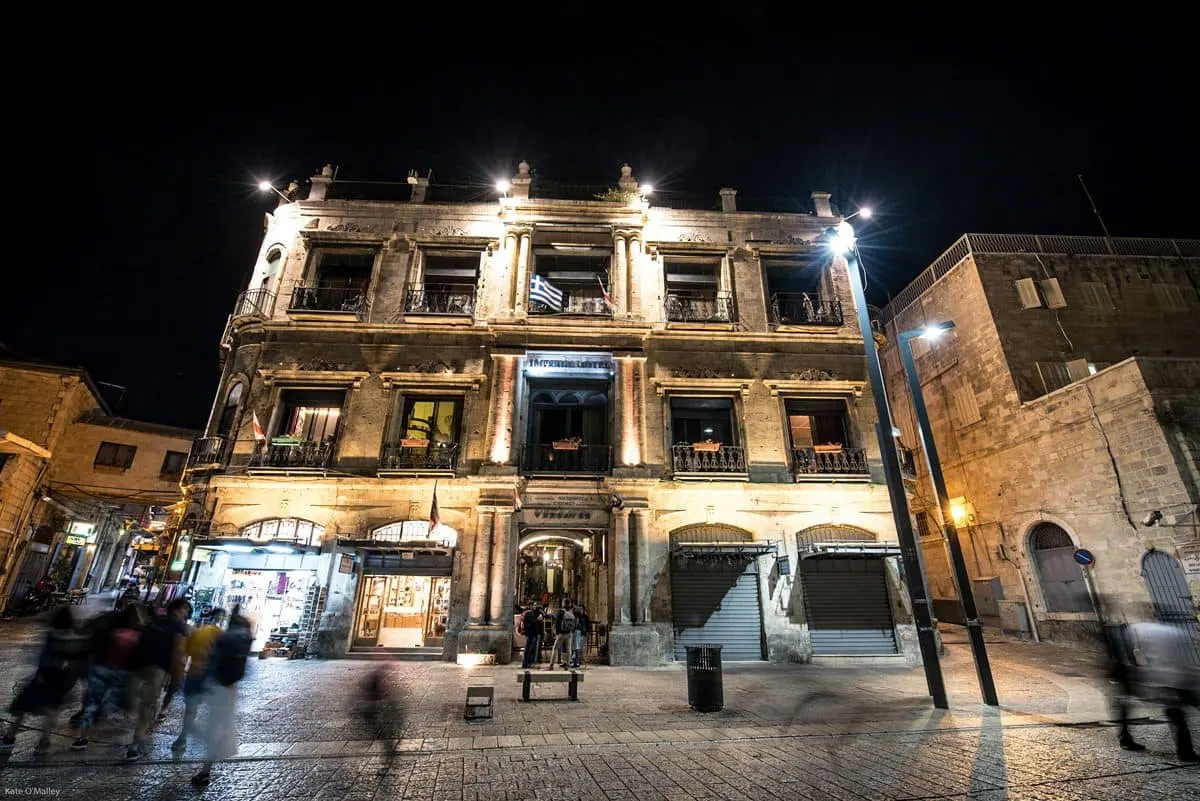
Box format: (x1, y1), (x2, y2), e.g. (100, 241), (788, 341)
(495, 179), (511, 194)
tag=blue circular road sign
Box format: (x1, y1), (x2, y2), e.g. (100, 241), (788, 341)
(1073, 548), (1096, 567)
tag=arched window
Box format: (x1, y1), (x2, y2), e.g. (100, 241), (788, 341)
(1030, 523), (1092, 613)
(216, 383), (244, 437)
(240, 518), (325, 546)
(262, 248), (284, 289)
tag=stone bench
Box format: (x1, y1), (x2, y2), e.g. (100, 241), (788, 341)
(517, 670), (584, 702)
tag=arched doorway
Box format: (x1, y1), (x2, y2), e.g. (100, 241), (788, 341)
(669, 524), (766, 661)
(1029, 523), (1094, 613)
(797, 525), (898, 655)
(516, 530), (605, 664)
(1142, 550), (1200, 664)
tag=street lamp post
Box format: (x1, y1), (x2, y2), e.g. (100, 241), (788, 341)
(830, 220), (948, 710)
(897, 323), (999, 706)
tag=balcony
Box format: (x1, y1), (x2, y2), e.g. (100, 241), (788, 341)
(379, 441), (460, 475)
(288, 286), (366, 319)
(404, 284), (476, 316)
(792, 447), (870, 480)
(671, 443), (747, 478)
(250, 440), (335, 472)
(529, 286), (612, 317)
(665, 291), (736, 324)
(185, 436), (227, 470)
(232, 288), (275, 319)
(769, 293), (844, 326)
(898, 446), (918, 479)
(523, 443), (612, 475)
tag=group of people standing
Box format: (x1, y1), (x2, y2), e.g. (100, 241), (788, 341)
(2, 595), (253, 786)
(518, 598), (590, 670)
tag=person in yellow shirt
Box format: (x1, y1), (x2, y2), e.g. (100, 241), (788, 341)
(171, 609), (225, 752)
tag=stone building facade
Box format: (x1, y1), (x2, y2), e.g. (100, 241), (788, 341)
(182, 163), (920, 665)
(879, 234), (1200, 647)
(0, 350), (194, 605)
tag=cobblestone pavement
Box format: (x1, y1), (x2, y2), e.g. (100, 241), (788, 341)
(0, 614), (1196, 800)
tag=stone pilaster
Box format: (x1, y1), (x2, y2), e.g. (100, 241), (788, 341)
(611, 508), (631, 625)
(515, 230), (532, 316)
(613, 233), (628, 317)
(467, 510), (494, 625)
(488, 510), (514, 624)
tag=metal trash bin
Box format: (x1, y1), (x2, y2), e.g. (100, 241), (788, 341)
(685, 644), (723, 712)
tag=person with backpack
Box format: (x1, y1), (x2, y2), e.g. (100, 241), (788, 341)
(125, 598), (190, 761)
(171, 608), (226, 752)
(548, 599), (576, 670)
(70, 602), (146, 750)
(570, 604), (590, 669)
(520, 601), (544, 669)
(190, 607), (253, 787)
(1, 606), (90, 754)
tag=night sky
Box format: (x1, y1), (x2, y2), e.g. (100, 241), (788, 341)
(8, 8), (1195, 430)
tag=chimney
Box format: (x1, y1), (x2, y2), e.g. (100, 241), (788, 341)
(307, 164), (334, 202)
(511, 161), (532, 199)
(719, 188), (737, 213)
(811, 191), (833, 218)
(617, 163), (638, 194)
(408, 172), (429, 203)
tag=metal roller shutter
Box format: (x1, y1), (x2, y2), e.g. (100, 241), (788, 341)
(801, 557), (897, 655)
(671, 559), (764, 661)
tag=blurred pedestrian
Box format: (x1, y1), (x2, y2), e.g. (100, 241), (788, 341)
(71, 601), (145, 750)
(548, 599), (576, 670)
(125, 598), (189, 761)
(190, 606), (253, 787)
(570, 605), (589, 669)
(159, 600), (194, 720)
(1129, 620), (1199, 762)
(357, 667), (401, 775)
(520, 602), (544, 669)
(1094, 595), (1146, 753)
(171, 608), (226, 752)
(1, 607), (90, 755)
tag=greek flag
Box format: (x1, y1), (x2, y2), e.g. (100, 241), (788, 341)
(529, 274), (564, 311)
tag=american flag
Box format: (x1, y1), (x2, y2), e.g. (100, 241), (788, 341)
(428, 481), (440, 534)
(529, 274), (563, 312)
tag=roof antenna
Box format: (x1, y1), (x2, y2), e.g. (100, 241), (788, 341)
(1077, 173), (1112, 239)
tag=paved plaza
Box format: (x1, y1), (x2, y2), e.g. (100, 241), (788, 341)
(0, 614), (1196, 800)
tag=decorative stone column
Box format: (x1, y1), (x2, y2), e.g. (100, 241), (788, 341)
(611, 508), (632, 625)
(467, 510), (494, 625)
(501, 231), (519, 313)
(514, 230), (532, 315)
(488, 510), (515, 624)
(613, 233), (628, 317)
(486, 355), (518, 466)
(631, 508), (650, 623)
(627, 235), (643, 319)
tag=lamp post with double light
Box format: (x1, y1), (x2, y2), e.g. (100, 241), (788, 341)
(896, 321), (998, 706)
(827, 217), (948, 710)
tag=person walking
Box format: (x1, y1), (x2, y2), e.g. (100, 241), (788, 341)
(357, 667), (401, 776)
(520, 602), (544, 669)
(1, 607), (90, 755)
(548, 599), (576, 670)
(1129, 620), (1199, 762)
(125, 598), (190, 761)
(171, 608), (226, 752)
(570, 605), (590, 669)
(190, 607), (253, 787)
(70, 602), (145, 750)
(1099, 619), (1145, 751)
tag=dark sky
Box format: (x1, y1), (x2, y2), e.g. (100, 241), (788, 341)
(7, 7), (1195, 430)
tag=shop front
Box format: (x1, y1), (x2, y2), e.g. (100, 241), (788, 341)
(347, 521), (457, 653)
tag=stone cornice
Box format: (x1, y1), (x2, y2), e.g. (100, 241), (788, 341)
(379, 371), (486, 392)
(763, 378), (865, 398)
(257, 369), (372, 389)
(651, 377), (753, 397)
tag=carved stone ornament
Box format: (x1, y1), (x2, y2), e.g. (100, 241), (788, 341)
(428, 223), (468, 237)
(789, 369), (837, 381)
(677, 232), (713, 244)
(771, 231), (813, 246)
(672, 367), (732, 379)
(326, 221), (378, 233)
(294, 356), (350, 372)
(303, 218), (320, 229)
(407, 359), (458, 374)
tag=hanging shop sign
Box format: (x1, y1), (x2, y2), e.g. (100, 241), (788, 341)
(523, 351), (614, 378)
(65, 534), (88, 546)
(68, 521), (96, 538)
(371, 520), (458, 549)
(519, 506), (610, 529)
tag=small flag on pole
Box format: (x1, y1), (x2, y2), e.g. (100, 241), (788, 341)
(513, 487), (523, 512)
(597, 276), (616, 311)
(529, 274), (564, 312)
(252, 411), (267, 444)
(428, 481), (440, 535)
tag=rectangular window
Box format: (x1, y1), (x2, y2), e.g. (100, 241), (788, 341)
(670, 397), (736, 445)
(765, 256), (840, 325)
(159, 451), (187, 479)
(275, 389), (346, 443)
(95, 441), (137, 469)
(531, 248), (612, 315)
(784, 399), (849, 450)
(915, 511), (934, 538)
(395, 397), (462, 445)
(409, 252), (479, 314)
(664, 256), (733, 322)
(1078, 281), (1113, 310)
(949, 383), (982, 428)
(316, 251), (375, 290)
(1035, 361), (1072, 394)
(1152, 283), (1188, 313)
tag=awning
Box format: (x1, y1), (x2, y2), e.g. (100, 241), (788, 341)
(798, 542), (901, 558)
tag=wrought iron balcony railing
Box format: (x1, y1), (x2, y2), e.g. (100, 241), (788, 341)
(232, 288), (275, 319)
(671, 443), (747, 474)
(529, 285), (612, 317)
(186, 436), (227, 469)
(523, 443), (612, 474)
(404, 284), (476, 316)
(792, 447), (870, 476)
(289, 286), (366, 317)
(380, 441), (460, 471)
(250, 440), (336, 470)
(665, 291), (736, 323)
(768, 293), (844, 326)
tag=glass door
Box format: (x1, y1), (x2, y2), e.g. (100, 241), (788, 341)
(354, 576), (387, 646)
(424, 577), (451, 646)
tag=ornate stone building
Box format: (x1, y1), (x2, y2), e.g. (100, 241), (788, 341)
(182, 162), (918, 665)
(879, 234), (1200, 652)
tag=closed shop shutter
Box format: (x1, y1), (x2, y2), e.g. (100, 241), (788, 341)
(671, 559), (764, 661)
(801, 557), (897, 655)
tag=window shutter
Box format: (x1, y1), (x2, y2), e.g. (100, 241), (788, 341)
(1039, 278), (1067, 309)
(1015, 278), (1042, 309)
(950, 383), (982, 428)
(1152, 283), (1188, 313)
(1080, 282), (1113, 310)
(1036, 361), (1072, 394)
(1065, 358), (1091, 382)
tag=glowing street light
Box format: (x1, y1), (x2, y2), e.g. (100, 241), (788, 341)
(495, 179), (511, 195)
(257, 179), (292, 203)
(639, 184), (654, 195)
(917, 321), (956, 340)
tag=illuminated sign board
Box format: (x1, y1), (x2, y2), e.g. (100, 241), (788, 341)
(65, 534), (88, 546)
(69, 521), (96, 537)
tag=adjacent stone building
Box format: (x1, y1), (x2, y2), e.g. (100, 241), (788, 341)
(182, 163), (921, 665)
(879, 234), (1200, 650)
(0, 347), (195, 605)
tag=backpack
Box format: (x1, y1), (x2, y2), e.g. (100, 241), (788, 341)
(212, 630), (251, 687)
(560, 610), (576, 634)
(105, 628), (140, 669)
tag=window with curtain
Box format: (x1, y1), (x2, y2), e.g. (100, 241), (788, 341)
(277, 389), (346, 442)
(397, 397), (462, 444)
(785, 399), (849, 449)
